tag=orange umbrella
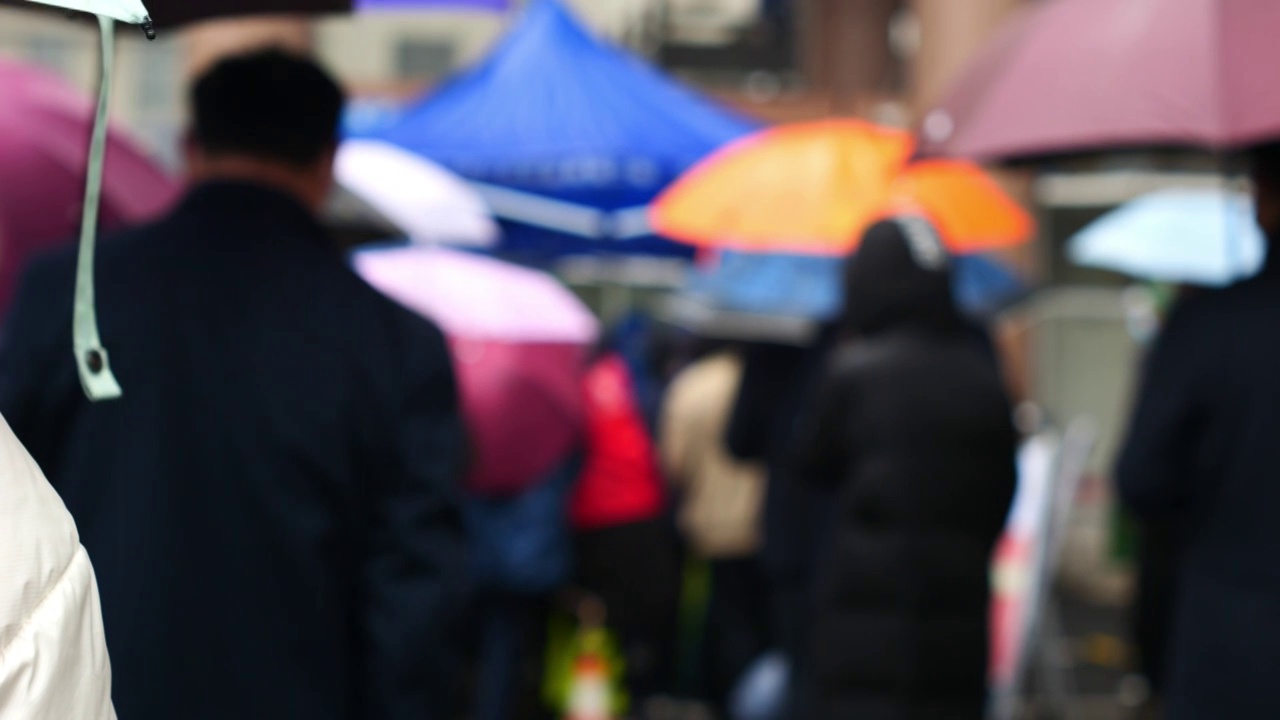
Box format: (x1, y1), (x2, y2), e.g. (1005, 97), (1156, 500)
(650, 119), (1033, 256)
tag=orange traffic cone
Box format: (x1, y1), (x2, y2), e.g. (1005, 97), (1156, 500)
(562, 595), (619, 720)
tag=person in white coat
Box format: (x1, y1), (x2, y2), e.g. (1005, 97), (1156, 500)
(0, 415), (114, 719)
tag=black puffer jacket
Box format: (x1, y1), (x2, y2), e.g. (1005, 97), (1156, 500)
(795, 219), (1018, 720)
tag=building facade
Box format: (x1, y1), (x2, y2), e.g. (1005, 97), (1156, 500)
(0, 0), (1028, 163)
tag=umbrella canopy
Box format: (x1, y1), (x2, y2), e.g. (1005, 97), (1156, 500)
(0, 59), (179, 317)
(10, 0), (349, 29)
(357, 0), (759, 259)
(1068, 188), (1266, 287)
(651, 119), (1033, 256)
(918, 0), (1280, 161)
(148, 0), (348, 27)
(336, 139), (499, 247)
(684, 249), (1029, 321)
(353, 245), (598, 496)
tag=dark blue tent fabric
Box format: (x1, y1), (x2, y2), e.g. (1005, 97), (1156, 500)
(355, 0), (760, 259)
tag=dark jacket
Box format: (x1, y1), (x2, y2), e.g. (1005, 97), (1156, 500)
(1117, 247), (1280, 720)
(795, 220), (1017, 720)
(0, 181), (469, 720)
(726, 326), (840, 588)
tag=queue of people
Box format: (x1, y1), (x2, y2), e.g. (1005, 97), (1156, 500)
(0, 45), (1026, 720)
(5, 39), (1278, 720)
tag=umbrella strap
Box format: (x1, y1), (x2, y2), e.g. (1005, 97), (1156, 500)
(73, 14), (123, 402)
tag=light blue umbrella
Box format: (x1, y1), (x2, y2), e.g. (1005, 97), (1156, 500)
(684, 251), (1028, 320)
(1068, 188), (1266, 287)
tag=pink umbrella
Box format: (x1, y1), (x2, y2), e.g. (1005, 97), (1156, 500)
(353, 245), (598, 496)
(0, 60), (179, 317)
(918, 0), (1280, 161)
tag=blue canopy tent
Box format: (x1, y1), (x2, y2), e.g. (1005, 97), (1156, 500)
(355, 0), (761, 260)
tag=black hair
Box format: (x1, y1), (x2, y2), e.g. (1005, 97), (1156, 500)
(841, 218), (962, 337)
(1249, 142), (1280, 188)
(191, 48), (345, 167)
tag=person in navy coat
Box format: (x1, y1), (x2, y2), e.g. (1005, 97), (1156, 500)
(0, 49), (469, 720)
(1117, 143), (1280, 720)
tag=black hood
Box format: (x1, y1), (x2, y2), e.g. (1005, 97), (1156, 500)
(841, 218), (964, 337)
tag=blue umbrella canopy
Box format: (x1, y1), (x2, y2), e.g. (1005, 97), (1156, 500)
(356, 0), (760, 258)
(684, 251), (1029, 321)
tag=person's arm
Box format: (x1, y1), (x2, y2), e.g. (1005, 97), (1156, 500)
(790, 348), (858, 487)
(1116, 300), (1206, 516)
(725, 342), (805, 461)
(363, 317), (470, 720)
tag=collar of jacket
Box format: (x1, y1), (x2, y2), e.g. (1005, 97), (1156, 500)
(176, 180), (332, 248)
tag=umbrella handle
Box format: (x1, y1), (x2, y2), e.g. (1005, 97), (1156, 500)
(72, 14), (124, 401)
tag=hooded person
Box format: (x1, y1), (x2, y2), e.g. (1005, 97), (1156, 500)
(0, 416), (114, 719)
(793, 217), (1018, 720)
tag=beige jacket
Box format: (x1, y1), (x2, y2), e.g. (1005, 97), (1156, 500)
(659, 352), (766, 559)
(0, 415), (115, 719)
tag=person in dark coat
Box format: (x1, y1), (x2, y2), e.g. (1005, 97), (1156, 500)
(724, 328), (839, 719)
(794, 217), (1018, 720)
(1116, 144), (1280, 720)
(0, 50), (469, 720)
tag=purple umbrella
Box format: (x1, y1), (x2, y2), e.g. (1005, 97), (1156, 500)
(918, 0), (1280, 161)
(354, 245), (598, 497)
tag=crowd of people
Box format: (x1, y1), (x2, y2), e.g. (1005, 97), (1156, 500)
(5, 42), (1280, 720)
(0, 47), (1018, 720)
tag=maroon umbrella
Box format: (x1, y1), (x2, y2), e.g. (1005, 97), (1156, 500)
(918, 0), (1280, 161)
(0, 60), (179, 319)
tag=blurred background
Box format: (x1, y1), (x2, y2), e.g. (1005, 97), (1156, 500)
(0, 1), (1227, 717)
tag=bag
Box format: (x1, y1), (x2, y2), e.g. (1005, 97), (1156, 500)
(465, 453), (580, 594)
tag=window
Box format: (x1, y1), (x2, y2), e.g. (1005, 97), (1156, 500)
(135, 37), (181, 113)
(657, 0), (798, 86)
(25, 35), (72, 76)
(394, 39), (455, 81)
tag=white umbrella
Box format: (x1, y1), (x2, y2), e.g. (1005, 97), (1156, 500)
(21, 0), (150, 23)
(336, 139), (499, 248)
(1068, 188), (1266, 288)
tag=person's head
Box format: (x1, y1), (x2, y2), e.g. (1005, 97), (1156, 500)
(185, 48), (345, 213)
(841, 216), (962, 337)
(1250, 142), (1280, 237)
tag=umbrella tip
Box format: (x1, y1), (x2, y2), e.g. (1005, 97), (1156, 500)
(141, 16), (156, 41)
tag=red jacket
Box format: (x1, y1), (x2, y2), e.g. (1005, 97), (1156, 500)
(569, 353), (666, 530)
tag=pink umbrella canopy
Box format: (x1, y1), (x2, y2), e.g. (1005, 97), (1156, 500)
(353, 245), (599, 496)
(0, 60), (179, 317)
(918, 0), (1280, 161)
